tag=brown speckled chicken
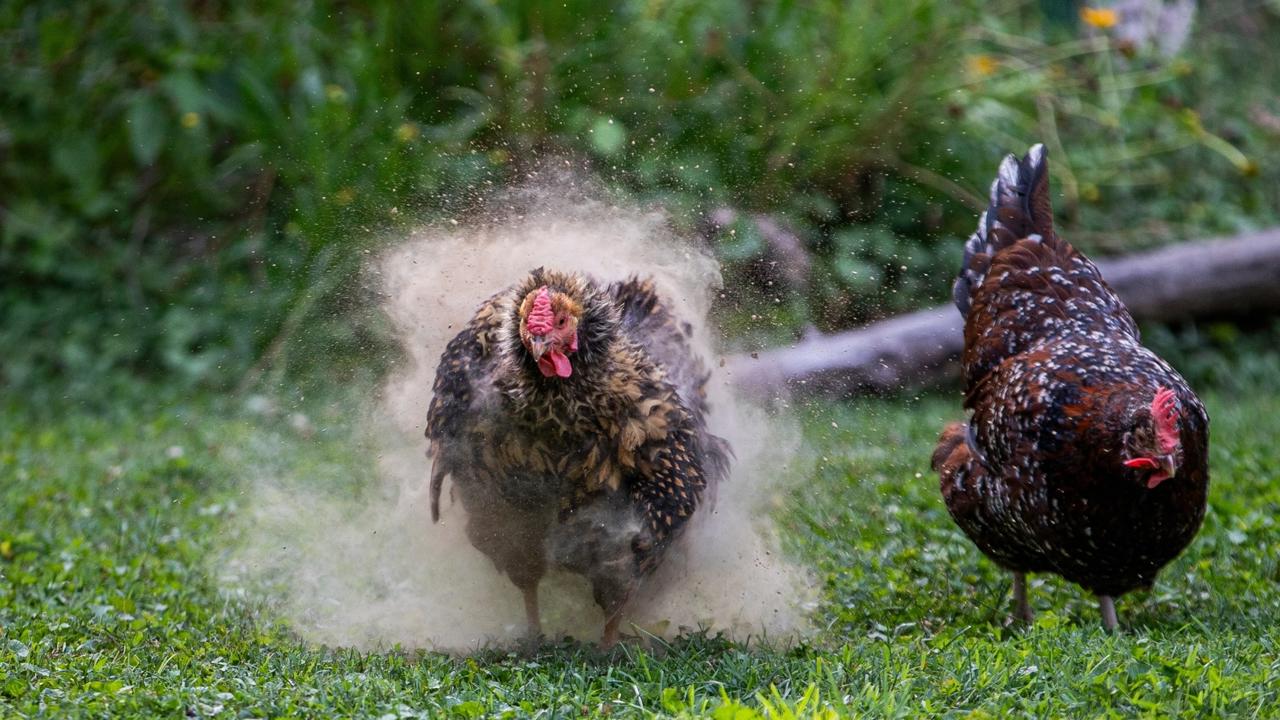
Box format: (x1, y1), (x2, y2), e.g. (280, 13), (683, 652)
(426, 267), (730, 646)
(932, 145), (1209, 630)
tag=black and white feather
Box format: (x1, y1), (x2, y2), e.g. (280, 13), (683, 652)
(953, 143), (1053, 317)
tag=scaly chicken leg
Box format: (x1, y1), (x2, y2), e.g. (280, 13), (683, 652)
(521, 585), (541, 639)
(1098, 595), (1118, 632)
(601, 609), (624, 649)
(1013, 572), (1033, 623)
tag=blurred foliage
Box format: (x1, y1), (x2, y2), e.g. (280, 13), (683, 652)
(1142, 317), (1280, 396)
(2, 0), (1277, 391)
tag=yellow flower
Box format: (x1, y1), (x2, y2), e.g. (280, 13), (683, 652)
(181, 111), (200, 129)
(967, 54), (998, 78)
(325, 84), (348, 103)
(1080, 7), (1118, 29)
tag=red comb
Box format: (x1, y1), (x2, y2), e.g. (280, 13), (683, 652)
(526, 286), (555, 335)
(1152, 387), (1180, 453)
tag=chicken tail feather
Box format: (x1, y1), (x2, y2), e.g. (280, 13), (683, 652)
(428, 442), (447, 523)
(704, 432), (734, 507)
(953, 143), (1054, 316)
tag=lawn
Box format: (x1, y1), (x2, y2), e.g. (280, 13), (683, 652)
(2, 374), (1278, 718)
(5, 1), (1280, 716)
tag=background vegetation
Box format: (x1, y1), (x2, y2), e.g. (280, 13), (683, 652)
(3, 1), (1279, 716)
(3, 0), (1278, 392)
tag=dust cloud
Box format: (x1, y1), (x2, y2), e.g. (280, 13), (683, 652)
(224, 172), (816, 652)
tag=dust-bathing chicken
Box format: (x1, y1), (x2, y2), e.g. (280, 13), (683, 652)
(427, 268), (730, 646)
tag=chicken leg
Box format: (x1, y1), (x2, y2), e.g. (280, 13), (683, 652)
(595, 579), (635, 649)
(459, 486), (550, 641)
(1013, 572), (1034, 623)
(520, 584), (542, 639)
(1098, 595), (1118, 632)
(601, 608), (625, 649)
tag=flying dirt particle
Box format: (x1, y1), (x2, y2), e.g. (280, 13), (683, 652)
(224, 171), (816, 652)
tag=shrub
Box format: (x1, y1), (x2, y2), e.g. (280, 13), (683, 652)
(2, 1), (1275, 390)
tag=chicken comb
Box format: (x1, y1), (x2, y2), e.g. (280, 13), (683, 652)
(526, 286), (555, 335)
(1152, 386), (1180, 453)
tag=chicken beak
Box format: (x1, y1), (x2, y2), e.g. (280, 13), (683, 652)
(1143, 454), (1179, 489)
(529, 336), (549, 361)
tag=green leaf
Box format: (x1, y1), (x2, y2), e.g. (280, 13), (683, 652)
(162, 72), (207, 115)
(449, 700), (485, 718)
(590, 116), (626, 156)
(126, 93), (167, 165)
(3, 678), (25, 699)
(718, 218), (766, 263)
(832, 255), (881, 291)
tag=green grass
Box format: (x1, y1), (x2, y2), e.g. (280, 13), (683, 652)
(2, 377), (1278, 718)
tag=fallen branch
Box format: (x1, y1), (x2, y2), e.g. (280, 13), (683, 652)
(702, 207), (812, 292)
(725, 228), (1280, 398)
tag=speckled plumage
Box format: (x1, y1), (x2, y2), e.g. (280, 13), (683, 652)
(426, 267), (730, 644)
(933, 145), (1209, 623)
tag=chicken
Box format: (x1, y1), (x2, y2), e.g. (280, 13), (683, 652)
(932, 145), (1209, 630)
(426, 267), (731, 647)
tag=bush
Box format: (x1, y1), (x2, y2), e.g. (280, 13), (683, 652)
(0, 2), (493, 390)
(2, 0), (1276, 390)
